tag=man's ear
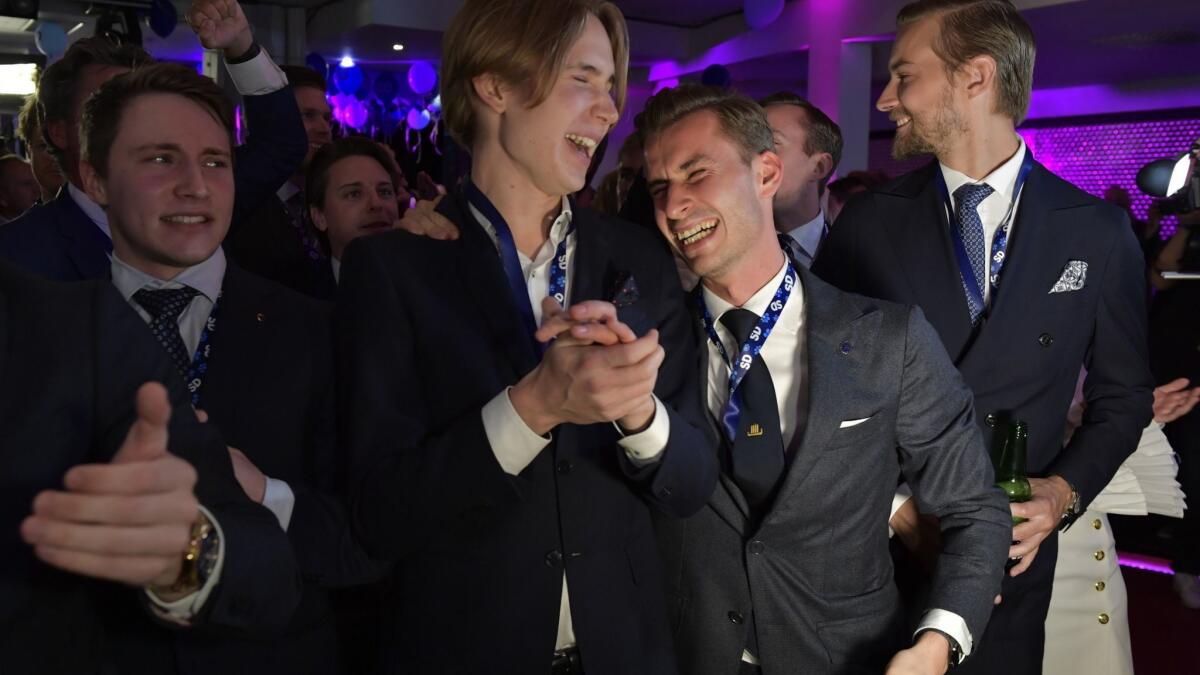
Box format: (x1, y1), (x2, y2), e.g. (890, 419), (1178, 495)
(471, 73), (511, 115)
(45, 119), (69, 156)
(79, 159), (107, 207)
(758, 149), (784, 200)
(961, 54), (997, 102)
(309, 205), (328, 233)
(812, 152), (833, 186)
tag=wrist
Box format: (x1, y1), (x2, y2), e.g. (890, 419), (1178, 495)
(223, 34), (256, 61)
(509, 378), (559, 436)
(617, 397), (656, 434)
(913, 629), (953, 672)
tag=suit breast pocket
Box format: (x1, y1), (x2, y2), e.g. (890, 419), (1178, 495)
(827, 413), (886, 451)
(616, 303), (654, 338)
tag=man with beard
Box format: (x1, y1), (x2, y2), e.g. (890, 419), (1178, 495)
(813, 1), (1153, 672)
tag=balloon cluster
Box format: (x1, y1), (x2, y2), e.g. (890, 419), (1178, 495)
(305, 53), (442, 153)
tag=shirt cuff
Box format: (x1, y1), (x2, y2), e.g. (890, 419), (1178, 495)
(888, 483), (913, 538)
(262, 477), (296, 531)
(614, 396), (670, 466)
(915, 609), (973, 661)
(223, 45), (287, 96)
(145, 505), (225, 626)
(482, 387), (551, 476)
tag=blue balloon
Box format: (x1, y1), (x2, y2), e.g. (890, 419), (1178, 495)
(373, 72), (400, 102)
(34, 22), (68, 60)
(407, 62), (438, 96)
(305, 52), (327, 76)
(743, 0), (784, 30)
(148, 0), (178, 39)
(700, 64), (732, 88)
(334, 64), (365, 97)
(407, 107), (432, 131)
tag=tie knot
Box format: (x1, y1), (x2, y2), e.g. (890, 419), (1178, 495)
(953, 183), (994, 211)
(719, 308), (760, 345)
(133, 286), (200, 322)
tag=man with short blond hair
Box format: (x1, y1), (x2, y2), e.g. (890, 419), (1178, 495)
(815, 1), (1153, 672)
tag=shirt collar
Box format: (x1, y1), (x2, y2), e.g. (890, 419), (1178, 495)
(468, 194), (574, 253)
(67, 182), (110, 238)
(331, 257), (341, 283)
(939, 136), (1026, 204)
(785, 209), (827, 256)
(701, 256), (802, 336)
(111, 247), (226, 305)
(277, 181), (302, 204)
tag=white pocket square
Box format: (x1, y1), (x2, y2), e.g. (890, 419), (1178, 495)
(1049, 260), (1087, 294)
(839, 417), (871, 428)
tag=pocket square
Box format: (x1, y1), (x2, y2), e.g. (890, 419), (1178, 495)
(609, 271), (640, 308)
(839, 417), (871, 428)
(1049, 260), (1087, 294)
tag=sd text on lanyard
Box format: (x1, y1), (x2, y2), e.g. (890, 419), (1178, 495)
(698, 262), (797, 441)
(186, 293), (221, 409)
(936, 148), (1035, 310)
(465, 181), (575, 354)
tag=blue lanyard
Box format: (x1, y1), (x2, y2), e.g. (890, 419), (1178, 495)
(465, 181), (575, 353)
(935, 148), (1035, 311)
(698, 260), (797, 441)
(185, 293), (221, 409)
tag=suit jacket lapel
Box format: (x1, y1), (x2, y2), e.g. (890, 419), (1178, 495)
(882, 161), (974, 361)
(765, 268), (861, 526)
(0, 285), (8, 398)
(200, 265), (264, 417)
(439, 192), (539, 379)
(53, 192), (110, 281)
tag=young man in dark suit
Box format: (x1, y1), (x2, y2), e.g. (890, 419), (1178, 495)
(813, 2), (1154, 672)
(0, 0), (307, 283)
(640, 84), (1009, 675)
(3, 259), (301, 673)
(337, 1), (718, 673)
(77, 62), (385, 674)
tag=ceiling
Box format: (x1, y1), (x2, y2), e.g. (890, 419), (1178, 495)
(611, 0), (747, 28)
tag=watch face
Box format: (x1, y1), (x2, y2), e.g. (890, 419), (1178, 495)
(196, 529), (220, 581)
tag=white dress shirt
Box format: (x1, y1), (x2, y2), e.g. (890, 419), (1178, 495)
(110, 249), (297, 533)
(144, 505), (225, 624)
(939, 136), (1028, 304)
(783, 209), (828, 270)
(700, 258), (973, 661)
(469, 194), (671, 650)
(331, 257), (341, 284)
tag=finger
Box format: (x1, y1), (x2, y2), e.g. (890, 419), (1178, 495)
(994, 594), (1003, 605)
(1159, 378), (1190, 394)
(22, 517), (192, 557)
(30, 489), (198, 526)
(194, 408), (209, 424)
(567, 322), (625, 346)
(565, 300), (620, 326)
(31, 545), (178, 587)
(599, 329), (660, 367)
(112, 382), (172, 464)
(1008, 530), (1046, 559)
(65, 457), (197, 496)
(1009, 544), (1039, 576)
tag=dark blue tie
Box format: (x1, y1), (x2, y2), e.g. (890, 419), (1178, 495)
(133, 286), (200, 378)
(953, 183), (994, 325)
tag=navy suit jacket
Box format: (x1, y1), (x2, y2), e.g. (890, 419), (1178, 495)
(167, 262), (386, 674)
(337, 192), (719, 675)
(0, 260), (301, 674)
(812, 160), (1154, 653)
(0, 86), (307, 282)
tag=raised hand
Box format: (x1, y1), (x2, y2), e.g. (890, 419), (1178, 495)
(21, 383), (200, 588)
(187, 0), (254, 58)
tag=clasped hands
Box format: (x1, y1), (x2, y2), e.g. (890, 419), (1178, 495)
(510, 298), (663, 436)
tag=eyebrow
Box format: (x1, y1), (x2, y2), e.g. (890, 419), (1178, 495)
(889, 59), (914, 72)
(645, 153), (714, 191)
(132, 142), (230, 157)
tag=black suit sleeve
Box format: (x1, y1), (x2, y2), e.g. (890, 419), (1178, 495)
(337, 241), (527, 562)
(895, 306), (1011, 644)
(285, 303), (391, 587)
(811, 192), (867, 291)
(230, 86), (308, 229)
(616, 239), (719, 517)
(91, 283), (302, 635)
(1047, 211), (1155, 508)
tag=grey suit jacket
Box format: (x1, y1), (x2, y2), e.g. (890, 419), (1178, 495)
(654, 266), (1011, 675)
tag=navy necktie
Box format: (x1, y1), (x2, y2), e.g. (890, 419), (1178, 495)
(133, 286), (200, 378)
(719, 308), (785, 511)
(953, 183), (994, 325)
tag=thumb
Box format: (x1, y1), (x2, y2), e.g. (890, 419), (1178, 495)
(113, 382), (172, 464)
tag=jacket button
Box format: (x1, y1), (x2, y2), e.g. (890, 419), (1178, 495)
(556, 460), (573, 474)
(1094, 550), (1105, 561)
(545, 550), (563, 568)
(985, 413), (998, 427)
(1092, 519), (1102, 530)
(748, 541), (765, 555)
(1098, 613), (1110, 625)
(1095, 581), (1106, 591)
(1038, 333), (1053, 347)
(727, 610), (744, 625)
(659, 487), (672, 498)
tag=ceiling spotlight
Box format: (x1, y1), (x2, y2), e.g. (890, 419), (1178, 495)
(340, 55), (355, 68)
(392, 43), (404, 51)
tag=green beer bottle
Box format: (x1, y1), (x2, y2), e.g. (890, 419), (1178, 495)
(995, 420), (1032, 525)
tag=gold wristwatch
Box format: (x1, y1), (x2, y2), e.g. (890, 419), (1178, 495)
(163, 512), (219, 596)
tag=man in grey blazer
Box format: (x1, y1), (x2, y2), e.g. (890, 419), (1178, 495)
(639, 84), (1011, 675)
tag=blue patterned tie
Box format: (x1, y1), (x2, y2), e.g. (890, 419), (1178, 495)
(953, 183), (994, 325)
(133, 286), (200, 378)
